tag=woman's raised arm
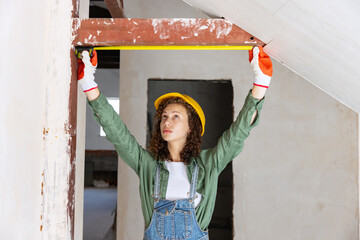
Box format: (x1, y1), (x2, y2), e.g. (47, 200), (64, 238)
(77, 50), (151, 175)
(204, 46), (273, 173)
(250, 86), (267, 125)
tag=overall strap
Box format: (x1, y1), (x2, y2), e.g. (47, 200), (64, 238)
(189, 163), (199, 201)
(153, 162), (161, 203)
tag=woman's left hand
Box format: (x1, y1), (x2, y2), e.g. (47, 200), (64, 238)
(249, 46), (273, 89)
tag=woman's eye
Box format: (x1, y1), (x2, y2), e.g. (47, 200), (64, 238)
(174, 115), (179, 119)
(162, 115), (167, 119)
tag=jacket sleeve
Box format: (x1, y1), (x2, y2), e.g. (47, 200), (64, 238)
(87, 92), (150, 175)
(206, 89), (265, 173)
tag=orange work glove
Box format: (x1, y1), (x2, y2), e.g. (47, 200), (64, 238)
(249, 46), (273, 88)
(77, 50), (98, 92)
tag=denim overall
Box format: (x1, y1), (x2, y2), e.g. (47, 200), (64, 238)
(144, 162), (209, 240)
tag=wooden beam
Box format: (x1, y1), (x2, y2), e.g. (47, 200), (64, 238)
(74, 18), (264, 47)
(67, 2), (79, 240)
(104, 0), (125, 18)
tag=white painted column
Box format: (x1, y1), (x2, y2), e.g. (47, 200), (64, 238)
(0, 1), (47, 238)
(41, 0), (75, 239)
(0, 0), (76, 239)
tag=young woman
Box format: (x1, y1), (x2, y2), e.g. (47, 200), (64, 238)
(78, 46), (272, 239)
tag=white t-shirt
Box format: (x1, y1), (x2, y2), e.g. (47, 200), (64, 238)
(164, 161), (202, 208)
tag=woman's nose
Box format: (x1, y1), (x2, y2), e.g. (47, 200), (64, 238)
(164, 119), (171, 126)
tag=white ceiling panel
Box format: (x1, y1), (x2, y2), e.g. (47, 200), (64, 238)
(250, 0), (290, 16)
(290, 0), (360, 44)
(182, 0), (360, 113)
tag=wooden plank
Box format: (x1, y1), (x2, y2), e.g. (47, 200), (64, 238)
(68, 1), (79, 239)
(104, 0), (125, 18)
(74, 18), (264, 46)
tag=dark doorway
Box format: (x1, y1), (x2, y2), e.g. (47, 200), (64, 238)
(147, 79), (234, 239)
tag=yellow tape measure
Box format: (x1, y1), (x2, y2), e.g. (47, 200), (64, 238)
(93, 46), (253, 51)
(75, 46), (253, 59)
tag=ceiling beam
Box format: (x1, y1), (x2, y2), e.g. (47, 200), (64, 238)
(73, 18), (264, 47)
(104, 0), (125, 18)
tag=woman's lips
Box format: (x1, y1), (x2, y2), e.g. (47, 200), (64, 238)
(163, 130), (172, 133)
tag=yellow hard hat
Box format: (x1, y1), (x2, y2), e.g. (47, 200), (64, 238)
(154, 92), (205, 136)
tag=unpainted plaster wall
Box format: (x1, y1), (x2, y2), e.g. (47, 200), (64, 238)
(117, 0), (358, 239)
(234, 62), (358, 240)
(118, 51), (358, 240)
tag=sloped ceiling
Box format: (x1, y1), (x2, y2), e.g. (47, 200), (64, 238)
(183, 0), (360, 113)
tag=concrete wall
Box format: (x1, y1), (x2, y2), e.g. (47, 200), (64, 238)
(118, 52), (358, 240)
(117, 0), (359, 239)
(233, 62), (358, 240)
(0, 0), (88, 239)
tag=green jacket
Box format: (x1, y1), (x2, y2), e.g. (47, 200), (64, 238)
(88, 89), (264, 230)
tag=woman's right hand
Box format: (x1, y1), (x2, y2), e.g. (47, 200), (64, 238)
(78, 50), (100, 100)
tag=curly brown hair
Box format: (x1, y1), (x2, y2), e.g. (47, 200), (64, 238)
(147, 97), (202, 165)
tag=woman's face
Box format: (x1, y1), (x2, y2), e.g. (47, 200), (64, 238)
(160, 103), (190, 145)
